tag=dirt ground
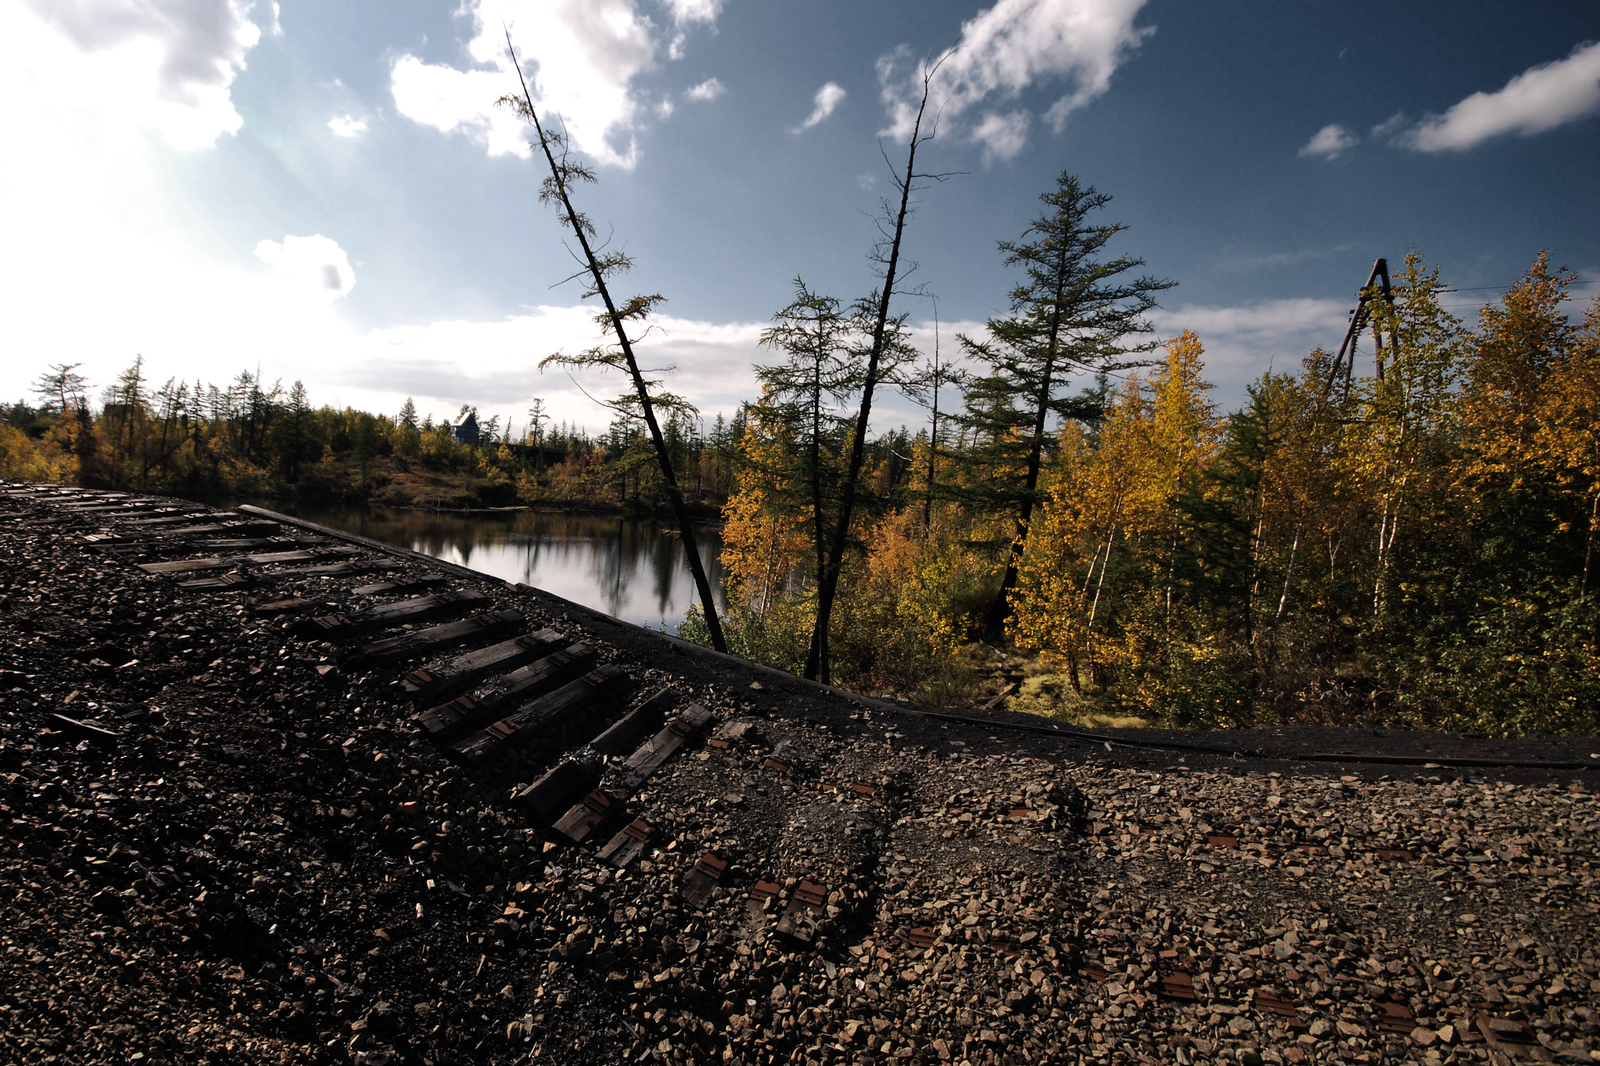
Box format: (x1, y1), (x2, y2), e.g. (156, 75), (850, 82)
(1, 483), (1597, 1066)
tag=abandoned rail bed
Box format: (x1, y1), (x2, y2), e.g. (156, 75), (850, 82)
(1, 482), (1598, 1066)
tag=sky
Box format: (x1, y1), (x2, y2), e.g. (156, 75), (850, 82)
(2, 0), (1598, 439)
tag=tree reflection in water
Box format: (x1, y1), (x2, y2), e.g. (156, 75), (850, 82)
(262, 503), (725, 633)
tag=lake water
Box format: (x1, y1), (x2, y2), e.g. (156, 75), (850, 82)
(256, 503), (726, 634)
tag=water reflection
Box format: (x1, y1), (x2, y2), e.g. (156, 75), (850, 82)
(263, 503), (725, 634)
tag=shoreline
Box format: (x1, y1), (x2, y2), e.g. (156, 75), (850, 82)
(163, 488), (728, 526)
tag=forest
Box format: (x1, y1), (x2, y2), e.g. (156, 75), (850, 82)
(680, 179), (1599, 739)
(5, 170), (1597, 737)
(0, 362), (754, 515)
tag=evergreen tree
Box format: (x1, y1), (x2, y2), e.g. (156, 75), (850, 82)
(752, 281), (863, 619)
(956, 173), (1174, 628)
(279, 380), (313, 481)
(31, 363), (89, 415)
(527, 398), (547, 447)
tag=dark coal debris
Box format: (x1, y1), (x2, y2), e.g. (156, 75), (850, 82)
(1, 482), (1597, 1066)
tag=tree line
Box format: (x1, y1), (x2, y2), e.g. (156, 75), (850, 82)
(5, 170), (1594, 736)
(0, 361), (753, 513)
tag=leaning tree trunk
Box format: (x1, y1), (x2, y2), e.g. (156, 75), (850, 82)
(806, 71), (936, 685)
(508, 46), (726, 653)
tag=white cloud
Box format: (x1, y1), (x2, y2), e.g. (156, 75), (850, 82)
(353, 308), (763, 426)
(797, 81), (847, 131)
(328, 113), (367, 137)
(390, 54), (530, 156)
(1299, 123), (1357, 159)
(0, 0), (756, 435)
(970, 110), (1030, 159)
(18, 0), (263, 149)
(0, 0), (374, 414)
(1150, 298), (1350, 387)
(255, 235), (357, 301)
(1369, 111), (1410, 141)
(390, 0), (713, 168)
(661, 0), (722, 59)
(1405, 40), (1600, 151)
(685, 77), (725, 102)
(880, 0), (1152, 158)
(660, 0), (722, 25)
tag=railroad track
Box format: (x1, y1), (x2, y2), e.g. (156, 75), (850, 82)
(4, 483), (736, 876)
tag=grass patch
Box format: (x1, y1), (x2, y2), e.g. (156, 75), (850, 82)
(1006, 671), (1154, 729)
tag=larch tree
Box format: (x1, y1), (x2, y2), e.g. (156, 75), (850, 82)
(498, 32), (727, 653)
(955, 173), (1174, 630)
(281, 380), (312, 482)
(1457, 254), (1585, 584)
(716, 409), (814, 670)
(751, 281), (862, 616)
(1462, 253), (1576, 494)
(30, 362), (90, 454)
(806, 54), (946, 685)
(31, 363), (89, 416)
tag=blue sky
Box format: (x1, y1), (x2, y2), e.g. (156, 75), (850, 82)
(3, 0), (1597, 437)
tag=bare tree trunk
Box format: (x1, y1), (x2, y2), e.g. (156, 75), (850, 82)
(811, 348), (827, 634)
(1585, 489), (1598, 596)
(507, 44), (726, 653)
(1080, 529), (1112, 597)
(806, 63), (940, 684)
(1373, 501), (1392, 617)
(1081, 496), (1126, 595)
(923, 304), (941, 528)
(1276, 522), (1303, 623)
(1087, 525), (1118, 631)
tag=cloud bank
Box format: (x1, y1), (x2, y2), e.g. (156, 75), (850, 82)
(19, 0), (264, 148)
(880, 0), (1152, 160)
(1151, 298), (1350, 386)
(352, 308), (764, 431)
